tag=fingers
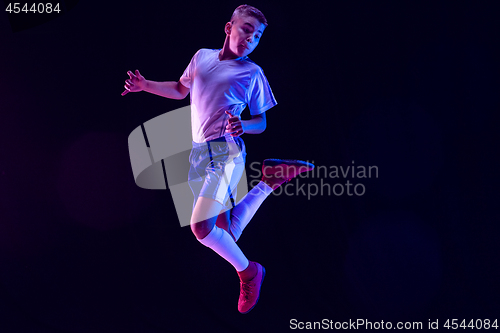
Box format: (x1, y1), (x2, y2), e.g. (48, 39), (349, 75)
(124, 76), (138, 90)
(127, 70), (137, 79)
(226, 122), (242, 130)
(226, 118), (241, 128)
(124, 81), (134, 91)
(227, 118), (240, 125)
(128, 70), (142, 80)
(230, 129), (243, 137)
(225, 128), (242, 136)
(226, 113), (240, 124)
(123, 70), (140, 95)
(224, 110), (243, 136)
(226, 124), (242, 135)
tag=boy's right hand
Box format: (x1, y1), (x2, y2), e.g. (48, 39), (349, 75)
(121, 70), (146, 96)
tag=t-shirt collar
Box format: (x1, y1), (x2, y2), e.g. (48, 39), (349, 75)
(217, 49), (248, 62)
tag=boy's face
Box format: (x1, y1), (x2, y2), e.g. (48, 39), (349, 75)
(225, 15), (266, 58)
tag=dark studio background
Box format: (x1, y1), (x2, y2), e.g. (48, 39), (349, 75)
(1, 1), (499, 332)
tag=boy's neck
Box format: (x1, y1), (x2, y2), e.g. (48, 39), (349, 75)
(219, 37), (245, 61)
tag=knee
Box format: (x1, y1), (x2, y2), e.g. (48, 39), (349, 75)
(190, 219), (213, 240)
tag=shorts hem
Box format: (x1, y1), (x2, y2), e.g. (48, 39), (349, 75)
(197, 193), (226, 206)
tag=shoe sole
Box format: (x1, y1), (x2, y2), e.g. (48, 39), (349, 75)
(263, 159), (315, 170)
(240, 265), (266, 314)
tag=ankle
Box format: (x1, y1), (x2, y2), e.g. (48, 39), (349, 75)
(261, 176), (283, 190)
(238, 261), (257, 281)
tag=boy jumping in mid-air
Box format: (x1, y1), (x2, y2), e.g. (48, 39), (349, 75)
(122, 5), (313, 313)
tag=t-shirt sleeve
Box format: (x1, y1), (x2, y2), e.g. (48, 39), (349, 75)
(179, 49), (201, 89)
(247, 67), (277, 115)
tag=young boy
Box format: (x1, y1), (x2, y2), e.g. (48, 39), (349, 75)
(122, 5), (313, 314)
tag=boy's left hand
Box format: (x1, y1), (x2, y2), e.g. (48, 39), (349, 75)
(225, 110), (245, 137)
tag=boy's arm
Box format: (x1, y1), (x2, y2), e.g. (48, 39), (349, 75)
(225, 111), (266, 137)
(242, 113), (266, 134)
(143, 80), (189, 100)
(121, 69), (189, 100)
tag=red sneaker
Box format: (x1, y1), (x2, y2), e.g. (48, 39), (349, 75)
(261, 159), (315, 189)
(238, 261), (266, 314)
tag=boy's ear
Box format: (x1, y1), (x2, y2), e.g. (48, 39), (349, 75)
(224, 22), (232, 35)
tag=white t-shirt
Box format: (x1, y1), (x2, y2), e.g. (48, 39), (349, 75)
(179, 48), (277, 143)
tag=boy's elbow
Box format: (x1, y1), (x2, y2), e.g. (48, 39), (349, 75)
(260, 117), (267, 132)
(251, 114), (266, 133)
(176, 81), (190, 100)
(174, 93), (189, 100)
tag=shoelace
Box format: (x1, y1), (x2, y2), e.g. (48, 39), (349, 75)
(240, 281), (255, 300)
